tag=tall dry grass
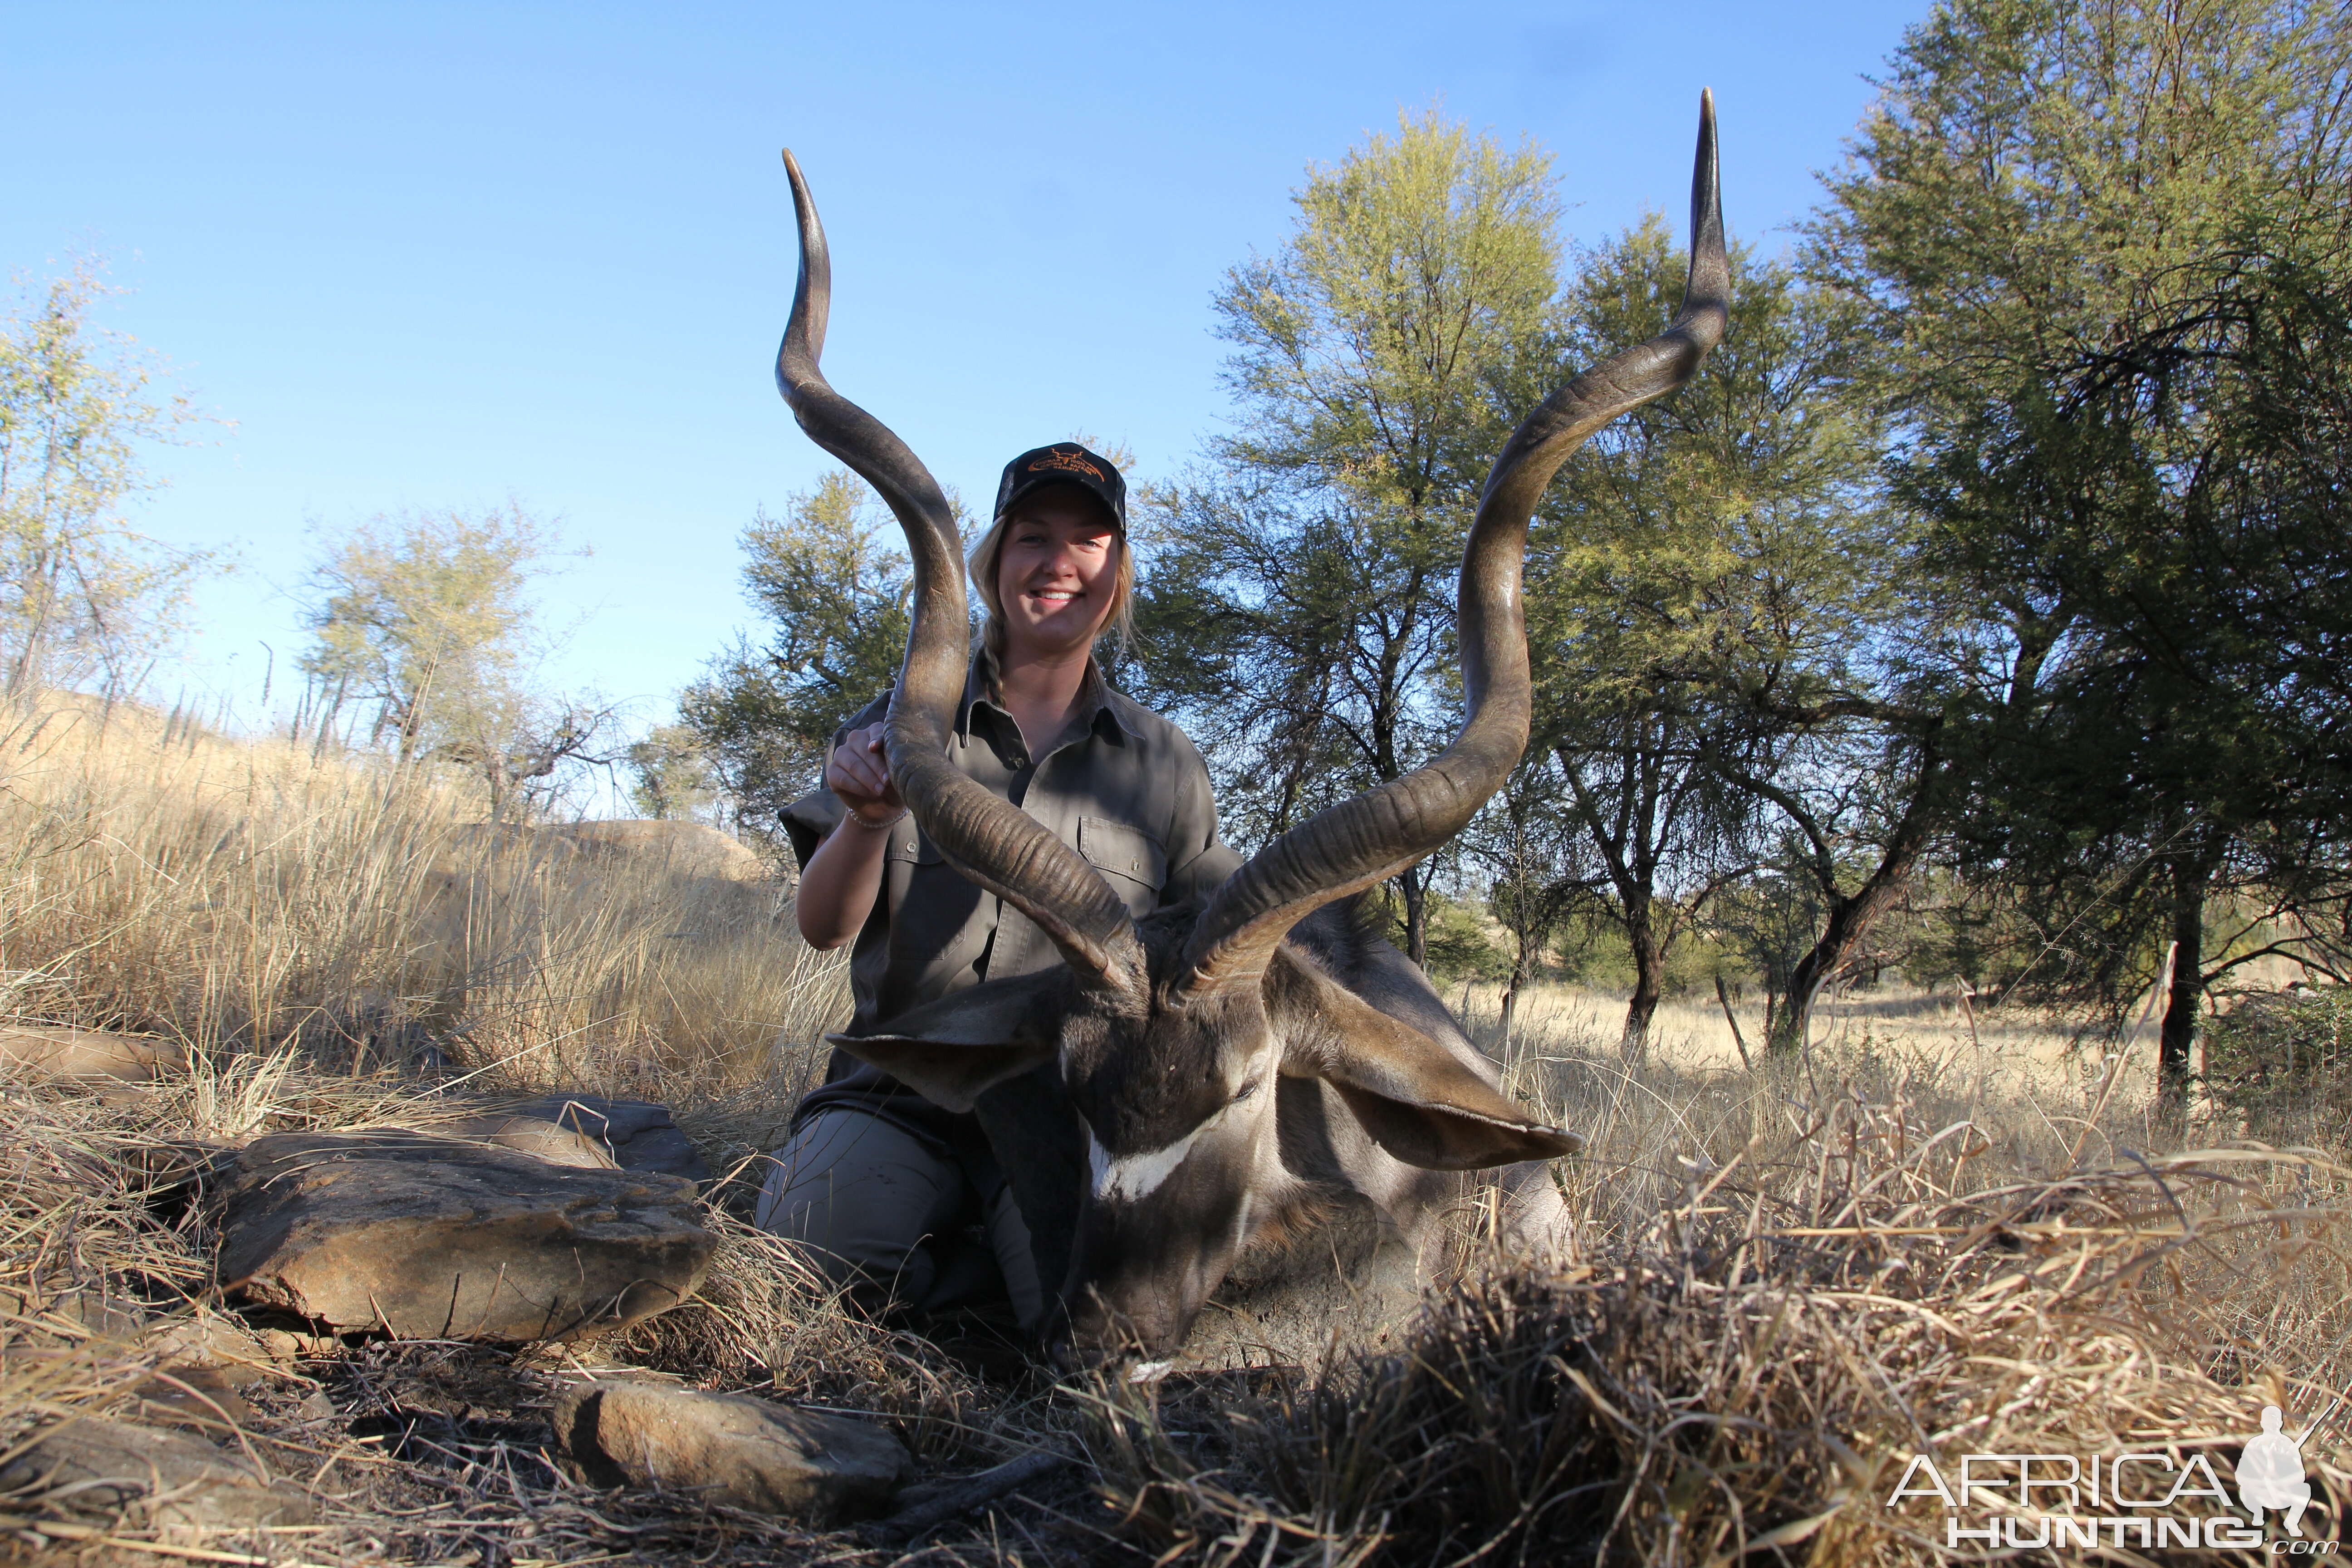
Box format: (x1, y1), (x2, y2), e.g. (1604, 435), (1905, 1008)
(0, 693), (848, 1098)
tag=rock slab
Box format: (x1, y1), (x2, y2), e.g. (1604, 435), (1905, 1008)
(552, 1380), (909, 1523)
(216, 1132), (715, 1342)
(393, 1093), (712, 1182)
(0, 1416), (312, 1531)
(0, 1024), (184, 1081)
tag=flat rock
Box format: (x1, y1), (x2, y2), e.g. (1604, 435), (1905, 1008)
(418, 1104), (622, 1169)
(552, 1380), (909, 1523)
(0, 1024), (184, 1081)
(0, 1416), (312, 1531)
(401, 1093), (712, 1182)
(216, 1132), (715, 1342)
(496, 1093), (714, 1182)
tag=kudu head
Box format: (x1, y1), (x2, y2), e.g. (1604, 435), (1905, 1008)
(774, 94), (1729, 1357)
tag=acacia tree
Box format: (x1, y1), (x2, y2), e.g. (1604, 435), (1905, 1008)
(299, 505), (611, 819)
(679, 468), (913, 838)
(624, 722), (723, 823)
(0, 264), (210, 698)
(1520, 220), (1890, 1055)
(1135, 109), (1562, 966)
(1811, 0), (2352, 1089)
(1905, 220), (2352, 1082)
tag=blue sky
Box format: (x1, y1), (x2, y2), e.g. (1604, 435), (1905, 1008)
(4, 1), (1929, 740)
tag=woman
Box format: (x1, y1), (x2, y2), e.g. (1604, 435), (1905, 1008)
(760, 441), (1236, 1326)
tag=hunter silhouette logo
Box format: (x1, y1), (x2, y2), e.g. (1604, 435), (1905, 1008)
(1027, 447), (1106, 480)
(2239, 1405), (2315, 1539)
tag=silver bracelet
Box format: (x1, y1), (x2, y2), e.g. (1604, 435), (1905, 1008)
(843, 808), (908, 833)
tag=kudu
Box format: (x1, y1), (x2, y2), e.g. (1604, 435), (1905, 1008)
(774, 94), (1729, 1357)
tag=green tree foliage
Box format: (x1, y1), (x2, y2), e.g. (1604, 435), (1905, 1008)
(678, 469), (912, 838)
(1135, 108), (1563, 966)
(1519, 221), (1888, 1056)
(0, 263), (211, 697)
(298, 505), (610, 819)
(1813, 0), (2352, 1088)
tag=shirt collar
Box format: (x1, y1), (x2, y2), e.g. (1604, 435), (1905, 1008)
(956, 646), (1141, 747)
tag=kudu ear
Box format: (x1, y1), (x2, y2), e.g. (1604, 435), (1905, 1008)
(1268, 951), (1581, 1171)
(825, 970), (1063, 1114)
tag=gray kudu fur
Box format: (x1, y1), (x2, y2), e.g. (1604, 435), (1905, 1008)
(774, 93), (1730, 1358)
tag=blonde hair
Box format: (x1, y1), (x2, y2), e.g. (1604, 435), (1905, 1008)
(967, 486), (1137, 664)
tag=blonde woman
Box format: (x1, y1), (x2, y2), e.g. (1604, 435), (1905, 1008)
(760, 442), (1235, 1326)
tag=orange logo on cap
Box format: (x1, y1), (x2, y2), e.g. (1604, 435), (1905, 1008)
(1027, 448), (1106, 480)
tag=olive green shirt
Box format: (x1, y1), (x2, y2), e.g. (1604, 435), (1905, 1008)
(783, 654), (1237, 1146)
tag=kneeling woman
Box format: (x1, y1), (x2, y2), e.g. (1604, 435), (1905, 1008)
(761, 443), (1235, 1326)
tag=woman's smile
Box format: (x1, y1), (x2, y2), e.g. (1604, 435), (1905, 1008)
(998, 490), (1120, 657)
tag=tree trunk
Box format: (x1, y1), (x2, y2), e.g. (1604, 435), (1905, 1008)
(2159, 856), (2208, 1102)
(1622, 897), (1663, 1061)
(1762, 753), (1944, 1056)
(1400, 863), (1429, 970)
(1499, 961), (1523, 1058)
(1765, 843), (1927, 1056)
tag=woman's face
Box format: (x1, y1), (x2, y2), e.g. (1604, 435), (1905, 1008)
(995, 487), (1121, 661)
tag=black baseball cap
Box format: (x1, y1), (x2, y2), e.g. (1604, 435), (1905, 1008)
(993, 442), (1127, 532)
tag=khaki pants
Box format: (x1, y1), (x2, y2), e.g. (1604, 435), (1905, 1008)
(755, 1108), (1044, 1327)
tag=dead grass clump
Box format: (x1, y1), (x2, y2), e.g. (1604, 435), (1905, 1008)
(1091, 1087), (2352, 1566)
(0, 1084), (221, 1548)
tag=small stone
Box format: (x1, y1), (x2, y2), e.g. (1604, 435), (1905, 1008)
(216, 1132), (715, 1342)
(551, 1381), (909, 1524)
(0, 1416), (311, 1531)
(133, 1365), (254, 1432)
(255, 1324), (341, 1360)
(0, 1024), (184, 1081)
(145, 1305), (275, 1387)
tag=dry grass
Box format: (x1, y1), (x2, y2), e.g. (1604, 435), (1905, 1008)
(0, 693), (848, 1094)
(3, 694), (2347, 1564)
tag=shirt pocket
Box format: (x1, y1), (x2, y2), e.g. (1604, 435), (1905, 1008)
(1079, 815), (1167, 915)
(882, 825), (941, 866)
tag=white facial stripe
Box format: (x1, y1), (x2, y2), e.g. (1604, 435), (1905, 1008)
(1088, 1102), (1238, 1203)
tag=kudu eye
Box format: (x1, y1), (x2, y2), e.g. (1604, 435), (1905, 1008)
(1230, 1076), (1262, 1104)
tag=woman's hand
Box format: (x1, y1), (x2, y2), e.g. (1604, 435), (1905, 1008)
(827, 722), (905, 827)
(798, 724), (901, 949)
